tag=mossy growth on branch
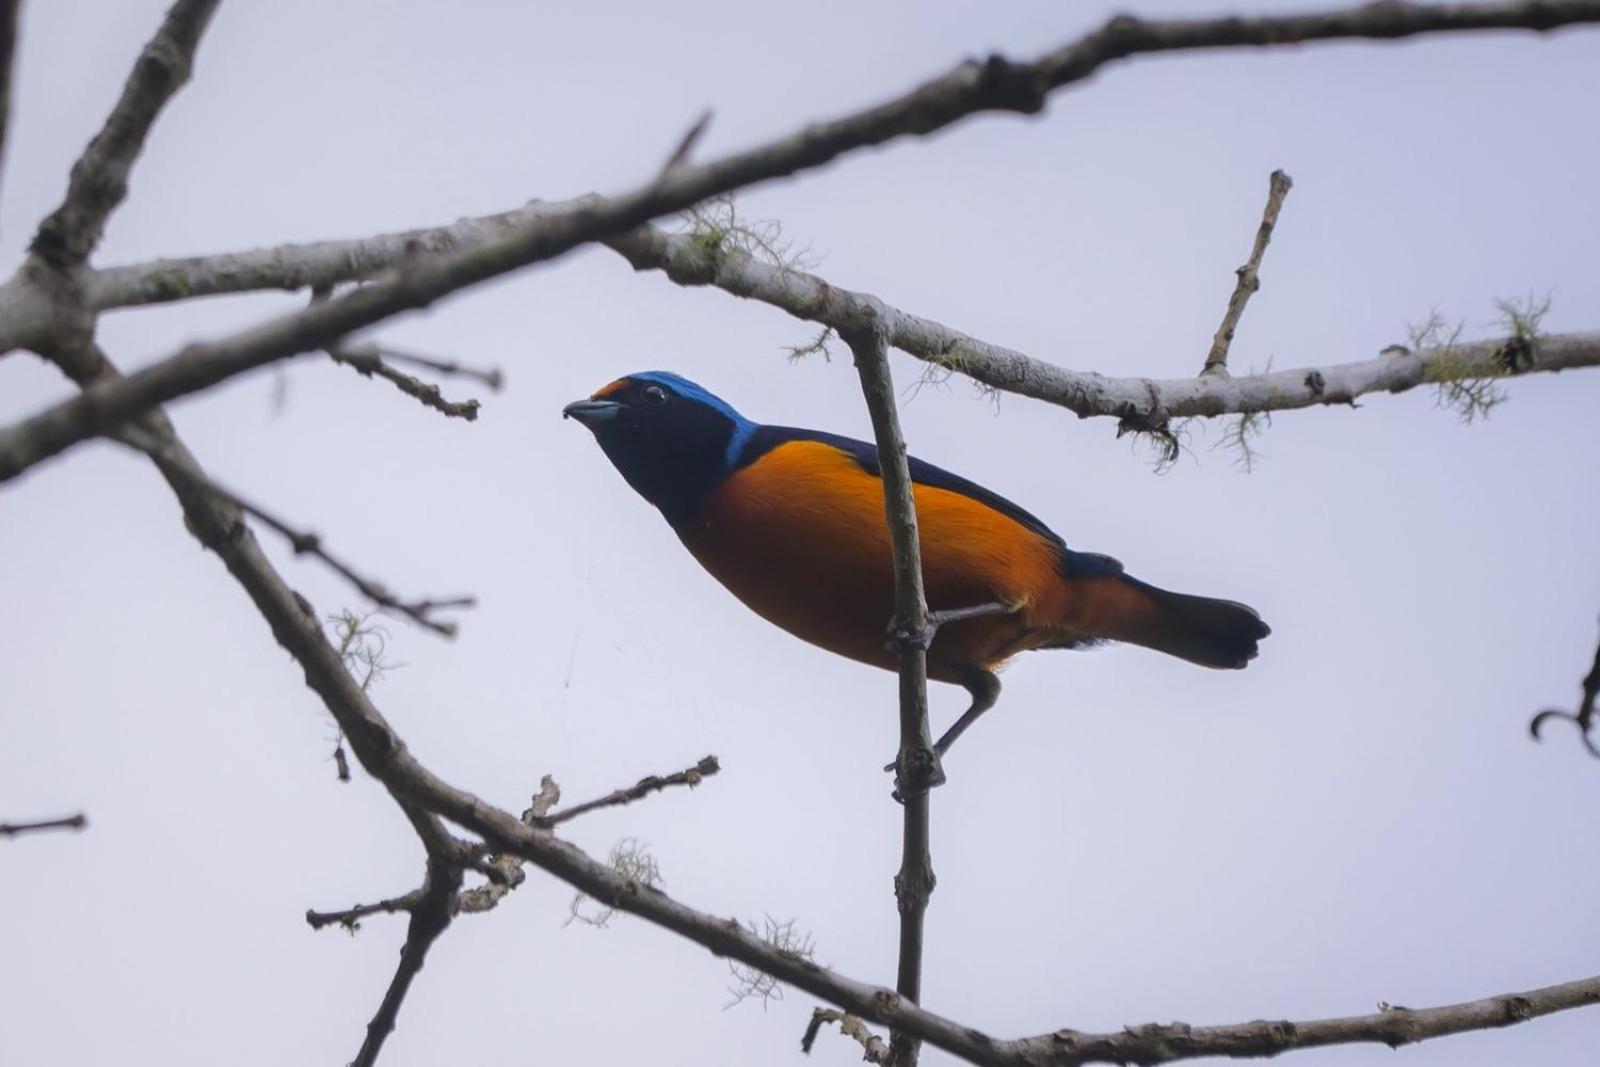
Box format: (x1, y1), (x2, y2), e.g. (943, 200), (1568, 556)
(1416, 293), (1550, 423)
(725, 915), (816, 1010)
(565, 837), (662, 929)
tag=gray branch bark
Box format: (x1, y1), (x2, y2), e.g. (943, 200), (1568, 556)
(9, 2), (1600, 1065)
(72, 199), (1600, 445)
(846, 325), (937, 1066)
(6, 2), (1600, 479)
(30, 0), (219, 269)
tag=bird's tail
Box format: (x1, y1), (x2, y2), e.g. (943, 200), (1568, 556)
(1058, 572), (1269, 669)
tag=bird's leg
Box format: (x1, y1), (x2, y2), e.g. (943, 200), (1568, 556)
(880, 599), (1015, 793)
(926, 601), (1017, 630)
(887, 669), (1002, 799)
(931, 667), (1001, 758)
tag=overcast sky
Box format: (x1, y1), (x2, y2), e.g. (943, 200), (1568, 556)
(3, 2), (1599, 1065)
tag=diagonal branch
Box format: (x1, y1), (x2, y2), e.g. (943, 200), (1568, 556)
(845, 324), (936, 1067)
(30, 0), (221, 269)
(8, 0), (1598, 479)
(114, 423), (474, 636)
(328, 343), (486, 421)
(65, 336), (1600, 1066)
(1202, 169), (1293, 377)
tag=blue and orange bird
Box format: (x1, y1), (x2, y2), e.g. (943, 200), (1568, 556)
(565, 372), (1268, 787)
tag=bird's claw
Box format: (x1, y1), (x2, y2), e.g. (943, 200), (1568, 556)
(886, 745), (946, 801)
(883, 622), (933, 656)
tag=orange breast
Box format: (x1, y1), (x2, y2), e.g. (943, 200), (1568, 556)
(673, 440), (1069, 680)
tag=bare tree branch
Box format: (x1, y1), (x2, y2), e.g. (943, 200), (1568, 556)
(363, 345), (504, 391)
(541, 755), (720, 827)
(0, 0), (21, 216)
(6, 0), (1596, 479)
(351, 856), (462, 1067)
(30, 0), (220, 269)
(114, 423), (473, 636)
(1530, 619), (1600, 758)
(306, 889), (426, 932)
(68, 333), (1600, 1061)
(77, 199), (1599, 462)
(657, 108), (714, 178)
(328, 343), (485, 421)
(0, 812), (87, 838)
(845, 324), (936, 1067)
(1006, 975), (1600, 1064)
(1203, 170), (1293, 377)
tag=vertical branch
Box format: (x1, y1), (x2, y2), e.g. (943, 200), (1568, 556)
(1201, 169), (1294, 377)
(845, 320), (935, 1067)
(0, 0), (21, 216)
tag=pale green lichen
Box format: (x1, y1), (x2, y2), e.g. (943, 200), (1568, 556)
(1215, 409), (1272, 473)
(678, 194), (816, 274)
(1415, 294), (1550, 424)
(565, 838), (662, 929)
(145, 267), (192, 301)
(725, 915), (816, 1010)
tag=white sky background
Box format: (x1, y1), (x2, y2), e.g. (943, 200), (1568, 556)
(3, 1), (1598, 1064)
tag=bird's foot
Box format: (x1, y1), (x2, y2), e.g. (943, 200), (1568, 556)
(886, 744), (946, 802)
(883, 622), (933, 657)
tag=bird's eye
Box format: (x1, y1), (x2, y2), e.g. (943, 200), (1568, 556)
(641, 384), (668, 406)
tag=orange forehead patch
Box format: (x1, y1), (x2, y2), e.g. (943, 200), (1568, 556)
(592, 378), (631, 399)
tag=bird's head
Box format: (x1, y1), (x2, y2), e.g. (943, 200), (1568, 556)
(564, 371), (758, 521)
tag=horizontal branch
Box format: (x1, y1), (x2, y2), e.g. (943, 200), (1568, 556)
(541, 755), (720, 827)
(83, 201), (1600, 447)
(1013, 974), (1600, 1064)
(2, 1), (1583, 479)
(0, 812), (88, 838)
(604, 224), (1600, 425)
(306, 888), (424, 932)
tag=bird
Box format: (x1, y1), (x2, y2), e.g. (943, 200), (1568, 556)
(564, 371), (1268, 791)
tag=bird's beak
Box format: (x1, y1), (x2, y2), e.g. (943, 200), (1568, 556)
(562, 399), (623, 427)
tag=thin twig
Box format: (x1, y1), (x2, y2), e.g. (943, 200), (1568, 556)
(14, 2), (1600, 476)
(115, 424), (473, 637)
(329, 344), (483, 421)
(803, 1008), (890, 1063)
(368, 346), (504, 390)
(0, 812), (88, 838)
(1530, 618), (1600, 758)
(30, 0), (221, 269)
(658, 108), (714, 178)
(305, 889), (425, 932)
(541, 755), (720, 827)
(1202, 169), (1293, 376)
(845, 324), (935, 1067)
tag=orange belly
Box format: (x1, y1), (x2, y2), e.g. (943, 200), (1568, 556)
(673, 440), (1070, 681)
